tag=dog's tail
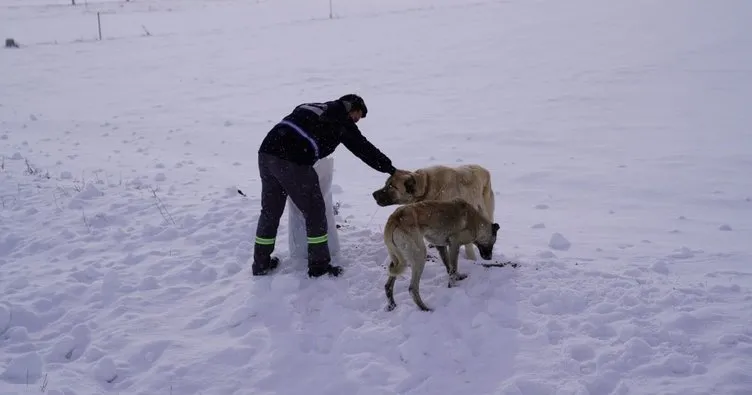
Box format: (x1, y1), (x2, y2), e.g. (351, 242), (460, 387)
(384, 216), (408, 277)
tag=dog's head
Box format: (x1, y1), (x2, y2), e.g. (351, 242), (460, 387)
(474, 222), (501, 260)
(372, 170), (422, 206)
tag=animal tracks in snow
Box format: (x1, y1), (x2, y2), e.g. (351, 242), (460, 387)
(1, 149), (751, 394)
(2, 3), (752, 389)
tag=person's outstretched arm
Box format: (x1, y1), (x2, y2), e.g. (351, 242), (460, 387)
(340, 124), (397, 175)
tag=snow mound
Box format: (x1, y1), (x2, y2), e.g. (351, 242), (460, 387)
(1, 352), (44, 384)
(548, 232), (571, 251)
(76, 183), (104, 200)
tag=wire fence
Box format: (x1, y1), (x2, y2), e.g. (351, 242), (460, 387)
(2, 0), (501, 48)
(2, 0), (279, 46)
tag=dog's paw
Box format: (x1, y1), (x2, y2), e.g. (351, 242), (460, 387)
(450, 272), (468, 282)
(385, 303), (397, 312)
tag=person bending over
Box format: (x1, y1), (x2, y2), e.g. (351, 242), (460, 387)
(253, 94), (403, 278)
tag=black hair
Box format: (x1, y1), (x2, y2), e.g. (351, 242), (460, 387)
(339, 94), (367, 118)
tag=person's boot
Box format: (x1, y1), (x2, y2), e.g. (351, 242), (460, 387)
(308, 258), (343, 278)
(252, 256), (280, 276)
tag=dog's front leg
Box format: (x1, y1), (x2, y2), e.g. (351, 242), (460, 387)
(435, 245), (452, 275)
(446, 242), (467, 288)
(436, 244), (459, 288)
(463, 243), (477, 260)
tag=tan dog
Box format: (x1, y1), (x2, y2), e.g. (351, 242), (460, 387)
(372, 164), (495, 260)
(383, 198), (500, 312)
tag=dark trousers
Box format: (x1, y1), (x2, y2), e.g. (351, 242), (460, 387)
(253, 153), (331, 267)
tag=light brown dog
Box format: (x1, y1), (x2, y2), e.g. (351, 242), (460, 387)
(372, 164), (495, 260)
(383, 198), (500, 312)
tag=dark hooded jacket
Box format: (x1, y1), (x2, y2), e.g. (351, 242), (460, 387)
(258, 98), (396, 174)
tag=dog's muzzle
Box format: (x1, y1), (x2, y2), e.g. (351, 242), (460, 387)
(477, 245), (494, 260)
(372, 190), (391, 206)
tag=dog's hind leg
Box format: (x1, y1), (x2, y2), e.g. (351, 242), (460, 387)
(407, 242), (432, 312)
(384, 247), (406, 311)
(408, 261), (431, 311)
(384, 275), (397, 311)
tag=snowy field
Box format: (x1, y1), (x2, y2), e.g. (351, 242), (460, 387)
(2, 0), (752, 393)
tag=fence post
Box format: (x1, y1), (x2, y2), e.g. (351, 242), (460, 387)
(287, 155), (340, 260)
(97, 12), (102, 40)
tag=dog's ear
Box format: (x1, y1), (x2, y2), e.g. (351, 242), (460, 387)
(492, 223), (500, 235)
(405, 175), (416, 195)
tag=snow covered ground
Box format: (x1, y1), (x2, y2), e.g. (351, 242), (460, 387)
(2, 0), (752, 393)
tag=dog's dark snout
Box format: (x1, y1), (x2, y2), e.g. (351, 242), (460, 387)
(372, 189), (389, 206)
(477, 245), (493, 260)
